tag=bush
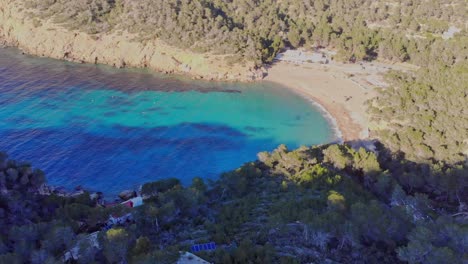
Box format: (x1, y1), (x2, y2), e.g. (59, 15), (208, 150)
(141, 178), (181, 196)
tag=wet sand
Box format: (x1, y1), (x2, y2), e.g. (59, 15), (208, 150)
(265, 61), (380, 141)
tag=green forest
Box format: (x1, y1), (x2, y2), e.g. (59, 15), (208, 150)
(1, 0), (467, 263)
(0, 139), (466, 263)
(25, 0), (467, 66)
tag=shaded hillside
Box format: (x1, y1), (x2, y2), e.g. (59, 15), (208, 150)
(0, 141), (466, 263)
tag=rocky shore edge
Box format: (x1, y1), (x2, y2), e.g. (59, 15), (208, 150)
(36, 184), (148, 206)
(0, 0), (266, 82)
(0, 153), (143, 206)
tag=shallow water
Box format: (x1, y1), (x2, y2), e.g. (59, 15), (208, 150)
(0, 48), (336, 195)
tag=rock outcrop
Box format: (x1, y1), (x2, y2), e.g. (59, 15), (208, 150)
(0, 0), (265, 81)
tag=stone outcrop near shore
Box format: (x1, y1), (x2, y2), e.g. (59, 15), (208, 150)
(0, 0), (265, 81)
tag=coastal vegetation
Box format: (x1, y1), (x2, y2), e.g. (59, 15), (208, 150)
(24, 0), (467, 66)
(0, 138), (466, 263)
(367, 34), (467, 210)
(0, 0), (466, 263)
(370, 62), (468, 166)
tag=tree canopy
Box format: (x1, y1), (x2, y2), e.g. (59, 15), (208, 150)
(24, 0), (467, 66)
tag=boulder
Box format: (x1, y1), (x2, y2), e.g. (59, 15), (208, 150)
(37, 184), (53, 195)
(119, 190), (137, 201)
(53, 187), (68, 197)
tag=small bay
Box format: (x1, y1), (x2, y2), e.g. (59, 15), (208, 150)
(0, 48), (337, 195)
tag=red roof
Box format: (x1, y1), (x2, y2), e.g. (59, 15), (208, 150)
(122, 200), (134, 208)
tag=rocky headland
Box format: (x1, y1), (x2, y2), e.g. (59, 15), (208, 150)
(0, 0), (265, 81)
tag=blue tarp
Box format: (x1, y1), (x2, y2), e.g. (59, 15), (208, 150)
(191, 242), (216, 252)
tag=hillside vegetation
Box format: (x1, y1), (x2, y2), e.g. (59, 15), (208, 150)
(0, 141), (466, 263)
(24, 0), (467, 66)
(370, 62), (468, 165)
(0, 0), (467, 263)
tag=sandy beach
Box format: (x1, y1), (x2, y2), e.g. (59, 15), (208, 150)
(265, 61), (382, 142)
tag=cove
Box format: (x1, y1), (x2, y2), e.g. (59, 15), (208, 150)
(0, 48), (337, 195)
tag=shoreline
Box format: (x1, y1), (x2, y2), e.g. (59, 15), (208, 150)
(0, 0), (396, 142)
(0, 42), (375, 142)
(0, 1), (416, 144)
(264, 61), (380, 142)
(297, 92), (345, 144)
(303, 95), (344, 144)
(270, 83), (345, 143)
(0, 41), (381, 142)
(269, 80), (354, 142)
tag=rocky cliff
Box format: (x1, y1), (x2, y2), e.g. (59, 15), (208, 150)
(0, 0), (265, 81)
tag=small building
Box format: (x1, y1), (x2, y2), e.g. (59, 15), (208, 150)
(274, 49), (329, 64)
(121, 196), (144, 208)
(177, 252), (212, 264)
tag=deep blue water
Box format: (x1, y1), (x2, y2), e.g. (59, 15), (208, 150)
(0, 48), (336, 195)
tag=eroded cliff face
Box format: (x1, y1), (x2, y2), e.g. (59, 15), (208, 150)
(0, 0), (265, 81)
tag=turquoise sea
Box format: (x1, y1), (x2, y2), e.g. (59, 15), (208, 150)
(0, 48), (337, 195)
